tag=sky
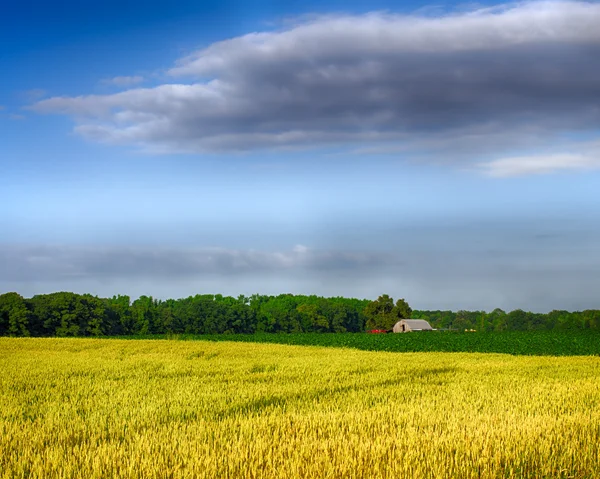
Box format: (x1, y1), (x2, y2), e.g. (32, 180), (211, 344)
(2, 0), (600, 312)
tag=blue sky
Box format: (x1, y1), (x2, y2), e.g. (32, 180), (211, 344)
(2, 0), (600, 311)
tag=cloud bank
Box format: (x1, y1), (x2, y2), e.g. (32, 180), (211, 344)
(2, 234), (600, 312)
(0, 244), (390, 282)
(31, 1), (600, 175)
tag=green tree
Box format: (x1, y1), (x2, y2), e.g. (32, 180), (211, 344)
(364, 295), (411, 330)
(79, 294), (107, 336)
(131, 296), (158, 334)
(549, 310), (573, 330)
(104, 295), (132, 335)
(487, 308), (507, 331)
(453, 310), (481, 330)
(0, 293), (30, 336)
(329, 302), (351, 333)
(364, 294), (394, 330)
(394, 298), (412, 321)
(506, 309), (528, 331)
(581, 310), (600, 330)
(297, 303), (329, 332)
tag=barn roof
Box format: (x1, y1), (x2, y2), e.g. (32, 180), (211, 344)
(400, 319), (433, 330)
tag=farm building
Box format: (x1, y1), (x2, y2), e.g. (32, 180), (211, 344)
(393, 319), (434, 333)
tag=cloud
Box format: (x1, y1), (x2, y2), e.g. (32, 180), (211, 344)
(2, 231), (600, 311)
(30, 1), (600, 174)
(479, 153), (598, 177)
(0, 244), (391, 282)
(23, 89), (46, 101)
(0, 106), (26, 120)
(101, 75), (144, 87)
(293, 244), (309, 254)
(476, 140), (600, 176)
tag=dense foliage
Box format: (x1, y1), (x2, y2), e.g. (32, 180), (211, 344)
(1, 291), (599, 337)
(411, 307), (600, 331)
(0, 292), (370, 337)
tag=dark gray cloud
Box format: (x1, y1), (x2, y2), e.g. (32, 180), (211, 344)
(30, 1), (600, 175)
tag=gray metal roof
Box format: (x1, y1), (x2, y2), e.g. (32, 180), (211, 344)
(401, 319), (433, 330)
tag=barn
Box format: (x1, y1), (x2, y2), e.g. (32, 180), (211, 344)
(393, 319), (434, 333)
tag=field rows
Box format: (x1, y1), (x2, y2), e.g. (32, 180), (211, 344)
(132, 331), (600, 356)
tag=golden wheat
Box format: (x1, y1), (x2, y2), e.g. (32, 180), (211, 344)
(1, 338), (599, 478)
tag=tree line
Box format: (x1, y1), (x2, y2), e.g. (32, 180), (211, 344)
(0, 291), (373, 337)
(0, 291), (598, 337)
(412, 308), (600, 331)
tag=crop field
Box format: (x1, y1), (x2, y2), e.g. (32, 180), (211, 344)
(1, 338), (600, 478)
(133, 330), (600, 356)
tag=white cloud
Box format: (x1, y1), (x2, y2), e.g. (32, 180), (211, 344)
(293, 244), (309, 254)
(22, 89), (46, 101)
(30, 1), (600, 175)
(479, 153), (599, 177)
(476, 140), (600, 176)
(168, 1), (600, 78)
(101, 75), (144, 87)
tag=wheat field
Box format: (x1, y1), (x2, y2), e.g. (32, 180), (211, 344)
(1, 338), (599, 478)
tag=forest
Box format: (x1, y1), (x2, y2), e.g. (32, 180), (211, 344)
(1, 291), (599, 337)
